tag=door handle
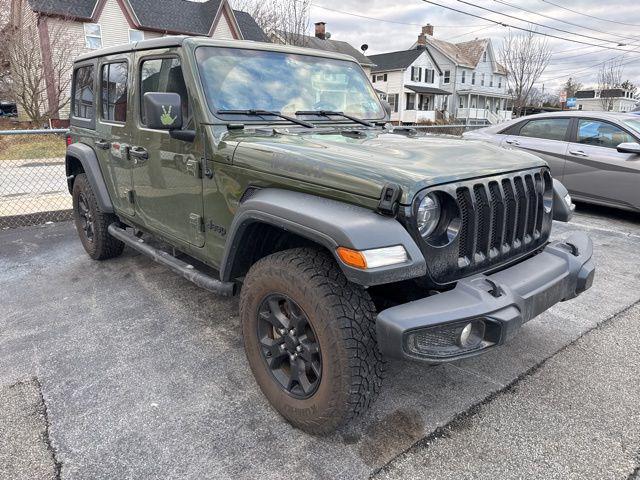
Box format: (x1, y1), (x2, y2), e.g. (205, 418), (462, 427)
(569, 150), (588, 157)
(129, 147), (149, 161)
(94, 139), (110, 150)
(505, 139), (519, 146)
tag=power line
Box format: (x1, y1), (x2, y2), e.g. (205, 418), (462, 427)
(456, 0), (636, 46)
(446, 24), (495, 41)
(305, 2), (491, 28)
(493, 0), (640, 44)
(540, 0), (640, 28)
(419, 0), (640, 53)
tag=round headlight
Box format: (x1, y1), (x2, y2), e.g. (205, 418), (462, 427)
(417, 193), (441, 238)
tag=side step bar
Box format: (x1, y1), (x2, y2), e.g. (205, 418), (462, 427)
(108, 224), (236, 297)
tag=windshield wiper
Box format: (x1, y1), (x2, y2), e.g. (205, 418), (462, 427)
(216, 109), (314, 128)
(295, 110), (374, 127)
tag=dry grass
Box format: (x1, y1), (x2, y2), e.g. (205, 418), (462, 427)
(0, 134), (67, 160)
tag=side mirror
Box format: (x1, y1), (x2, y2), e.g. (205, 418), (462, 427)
(381, 100), (392, 119)
(616, 142), (640, 154)
(143, 92), (182, 130)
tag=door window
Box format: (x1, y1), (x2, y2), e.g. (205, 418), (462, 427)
(72, 66), (95, 119)
(140, 57), (191, 127)
(577, 119), (635, 149)
(101, 62), (128, 122)
(519, 118), (570, 141)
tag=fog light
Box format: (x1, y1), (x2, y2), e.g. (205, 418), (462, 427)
(457, 320), (485, 348)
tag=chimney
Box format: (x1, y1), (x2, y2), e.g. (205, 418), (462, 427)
(422, 24), (434, 36)
(315, 22), (326, 40)
(417, 33), (427, 49)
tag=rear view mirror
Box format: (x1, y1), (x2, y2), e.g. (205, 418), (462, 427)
(616, 142), (640, 154)
(143, 92), (183, 130)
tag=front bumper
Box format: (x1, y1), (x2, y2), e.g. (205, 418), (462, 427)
(376, 231), (595, 363)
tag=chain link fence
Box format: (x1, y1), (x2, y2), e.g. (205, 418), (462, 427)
(0, 129), (71, 229)
(0, 124), (482, 230)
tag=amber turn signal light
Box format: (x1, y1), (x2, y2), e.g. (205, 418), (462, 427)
(336, 247), (367, 269)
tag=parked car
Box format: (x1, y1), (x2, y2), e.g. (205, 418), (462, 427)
(65, 37), (594, 434)
(464, 111), (640, 212)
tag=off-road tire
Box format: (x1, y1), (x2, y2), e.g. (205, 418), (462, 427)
(72, 173), (124, 260)
(240, 247), (385, 434)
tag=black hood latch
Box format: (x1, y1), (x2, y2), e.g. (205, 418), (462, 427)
(378, 183), (402, 216)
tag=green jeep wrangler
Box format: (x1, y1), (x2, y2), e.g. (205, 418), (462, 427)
(66, 37), (595, 434)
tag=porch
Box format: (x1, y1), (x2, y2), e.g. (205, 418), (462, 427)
(455, 91), (512, 124)
(399, 85), (451, 124)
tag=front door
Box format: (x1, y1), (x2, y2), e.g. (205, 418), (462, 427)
(564, 118), (640, 209)
(500, 116), (572, 180)
(131, 53), (204, 246)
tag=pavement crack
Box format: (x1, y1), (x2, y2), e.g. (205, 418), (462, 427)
(33, 377), (63, 480)
(371, 298), (640, 479)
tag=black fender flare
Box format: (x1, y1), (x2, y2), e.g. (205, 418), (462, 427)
(552, 179), (575, 222)
(220, 189), (426, 286)
(65, 143), (114, 214)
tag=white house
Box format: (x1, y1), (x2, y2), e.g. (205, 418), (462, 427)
(367, 47), (451, 124)
(412, 25), (512, 125)
(572, 88), (638, 113)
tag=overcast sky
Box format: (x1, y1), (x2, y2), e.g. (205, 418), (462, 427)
(305, 0), (640, 93)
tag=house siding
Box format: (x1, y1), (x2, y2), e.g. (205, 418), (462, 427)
(212, 13), (235, 40)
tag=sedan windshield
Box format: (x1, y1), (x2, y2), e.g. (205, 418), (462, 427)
(195, 47), (385, 121)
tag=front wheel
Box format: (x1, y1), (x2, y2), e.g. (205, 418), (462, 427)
(240, 248), (385, 434)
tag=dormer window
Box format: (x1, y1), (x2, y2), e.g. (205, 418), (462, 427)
(461, 70), (466, 84)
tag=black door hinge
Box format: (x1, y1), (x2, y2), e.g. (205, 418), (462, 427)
(127, 189), (135, 204)
(378, 183), (402, 215)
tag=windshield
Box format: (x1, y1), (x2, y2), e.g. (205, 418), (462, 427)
(623, 119), (640, 136)
(195, 47), (385, 120)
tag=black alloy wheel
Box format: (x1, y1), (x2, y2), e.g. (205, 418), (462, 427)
(77, 192), (95, 243)
(257, 294), (322, 399)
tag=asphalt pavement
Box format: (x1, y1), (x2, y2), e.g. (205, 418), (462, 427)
(1, 203), (639, 479)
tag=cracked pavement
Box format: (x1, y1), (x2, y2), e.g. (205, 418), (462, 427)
(1, 203), (639, 479)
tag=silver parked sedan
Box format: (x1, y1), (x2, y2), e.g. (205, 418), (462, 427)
(464, 111), (640, 212)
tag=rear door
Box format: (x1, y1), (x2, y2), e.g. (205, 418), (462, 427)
(564, 117), (640, 209)
(500, 117), (571, 180)
(94, 55), (135, 216)
(131, 51), (204, 246)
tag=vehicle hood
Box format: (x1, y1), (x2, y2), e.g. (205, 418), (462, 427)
(231, 129), (547, 204)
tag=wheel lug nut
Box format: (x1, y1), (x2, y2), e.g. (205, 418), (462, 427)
(278, 328), (286, 335)
(280, 344), (286, 350)
(289, 354), (295, 361)
(296, 345), (302, 352)
(289, 329), (295, 336)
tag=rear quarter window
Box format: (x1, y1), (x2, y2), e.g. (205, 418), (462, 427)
(518, 118), (571, 141)
(73, 65), (95, 119)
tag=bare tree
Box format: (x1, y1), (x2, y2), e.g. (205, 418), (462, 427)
(598, 60), (623, 111)
(0, 1), (12, 99)
(560, 77), (582, 99)
(3, 0), (75, 125)
(232, 0), (310, 46)
(501, 29), (552, 116)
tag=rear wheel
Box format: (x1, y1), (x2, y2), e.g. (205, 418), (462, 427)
(72, 173), (124, 260)
(240, 248), (385, 434)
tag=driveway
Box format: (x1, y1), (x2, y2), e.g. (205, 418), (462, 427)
(1, 204), (639, 479)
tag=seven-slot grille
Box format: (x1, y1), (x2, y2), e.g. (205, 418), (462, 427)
(456, 171), (546, 267)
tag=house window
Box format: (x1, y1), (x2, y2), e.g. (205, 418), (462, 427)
(101, 62), (128, 122)
(471, 72), (476, 85)
(129, 29), (144, 43)
(72, 65), (95, 118)
(84, 23), (102, 49)
(490, 76), (494, 87)
(425, 69), (434, 83)
(411, 67), (422, 82)
(419, 95), (430, 110)
(459, 97), (464, 108)
(481, 73), (485, 87)
(498, 76), (502, 88)
(461, 70), (466, 84)
(483, 51), (487, 62)
(388, 93), (399, 113)
(406, 93), (416, 110)
(443, 70), (450, 84)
